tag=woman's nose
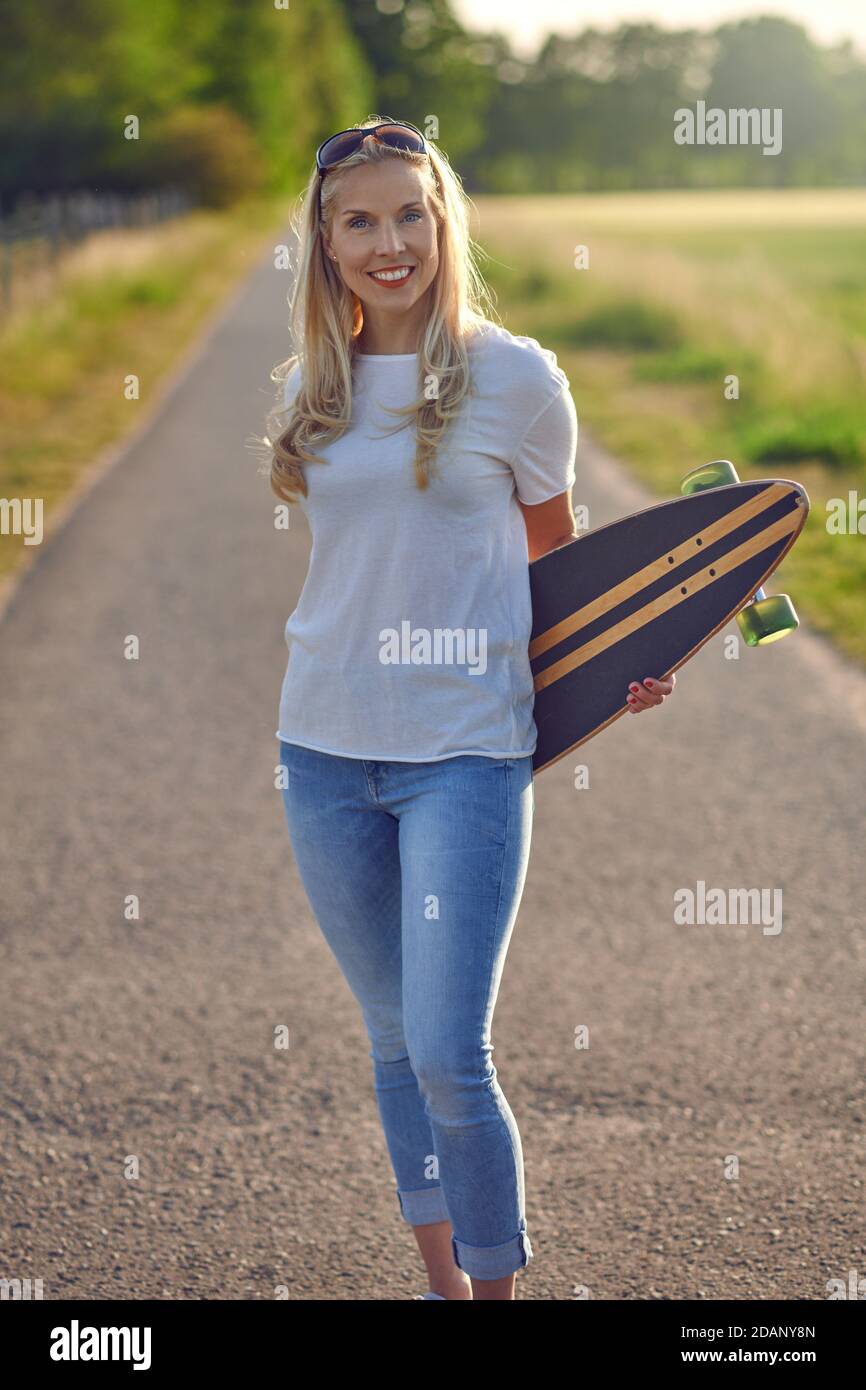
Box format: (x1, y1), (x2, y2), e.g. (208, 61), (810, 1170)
(375, 225), (406, 253)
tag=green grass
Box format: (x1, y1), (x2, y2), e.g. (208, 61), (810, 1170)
(632, 346), (757, 384)
(479, 189), (866, 664)
(742, 409), (866, 471)
(0, 194), (290, 589)
(554, 298), (683, 352)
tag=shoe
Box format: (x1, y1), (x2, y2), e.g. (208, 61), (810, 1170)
(413, 1291), (446, 1299)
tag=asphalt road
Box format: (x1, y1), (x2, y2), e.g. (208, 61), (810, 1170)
(1, 236), (864, 1301)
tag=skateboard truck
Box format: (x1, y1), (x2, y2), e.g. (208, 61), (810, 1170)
(680, 459), (803, 646)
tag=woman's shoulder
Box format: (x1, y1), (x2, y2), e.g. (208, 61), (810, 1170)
(466, 321), (569, 402)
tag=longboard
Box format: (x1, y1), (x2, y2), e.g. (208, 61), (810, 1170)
(529, 477), (809, 774)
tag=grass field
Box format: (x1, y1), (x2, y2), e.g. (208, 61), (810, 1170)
(0, 195), (289, 592)
(474, 189), (866, 665)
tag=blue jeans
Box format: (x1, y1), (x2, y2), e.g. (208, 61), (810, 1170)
(277, 739), (536, 1281)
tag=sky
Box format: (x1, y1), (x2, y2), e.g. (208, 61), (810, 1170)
(451, 0), (866, 59)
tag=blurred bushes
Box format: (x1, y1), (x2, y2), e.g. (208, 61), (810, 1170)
(559, 299), (683, 351)
(741, 409), (866, 471)
(133, 105), (267, 208)
(0, 0), (372, 206)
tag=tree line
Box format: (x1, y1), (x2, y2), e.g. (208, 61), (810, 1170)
(1, 0), (863, 208)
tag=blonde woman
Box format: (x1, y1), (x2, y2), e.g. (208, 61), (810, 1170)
(266, 117), (675, 1302)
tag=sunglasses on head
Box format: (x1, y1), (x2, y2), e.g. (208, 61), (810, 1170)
(315, 120), (428, 176)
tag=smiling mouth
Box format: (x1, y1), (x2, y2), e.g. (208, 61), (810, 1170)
(367, 266), (415, 284)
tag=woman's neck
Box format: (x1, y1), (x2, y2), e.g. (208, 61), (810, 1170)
(355, 331), (419, 355)
(353, 301), (430, 356)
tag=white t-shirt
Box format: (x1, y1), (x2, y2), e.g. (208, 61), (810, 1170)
(275, 321), (578, 761)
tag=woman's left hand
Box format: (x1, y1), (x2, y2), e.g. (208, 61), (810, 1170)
(625, 671), (676, 712)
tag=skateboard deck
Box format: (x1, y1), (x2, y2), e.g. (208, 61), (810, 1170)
(529, 478), (809, 774)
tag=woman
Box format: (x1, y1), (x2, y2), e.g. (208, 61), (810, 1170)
(265, 117), (675, 1301)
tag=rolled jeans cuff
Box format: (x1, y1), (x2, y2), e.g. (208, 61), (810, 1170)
(397, 1184), (451, 1226)
(451, 1225), (533, 1280)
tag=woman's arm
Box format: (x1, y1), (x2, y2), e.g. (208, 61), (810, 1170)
(517, 489), (577, 564)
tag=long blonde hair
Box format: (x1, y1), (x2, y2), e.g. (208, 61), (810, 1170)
(264, 116), (500, 504)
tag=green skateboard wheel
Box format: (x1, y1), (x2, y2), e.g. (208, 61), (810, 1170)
(681, 459), (741, 495)
(736, 592), (800, 646)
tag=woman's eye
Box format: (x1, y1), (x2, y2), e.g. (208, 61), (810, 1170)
(348, 212), (421, 230)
